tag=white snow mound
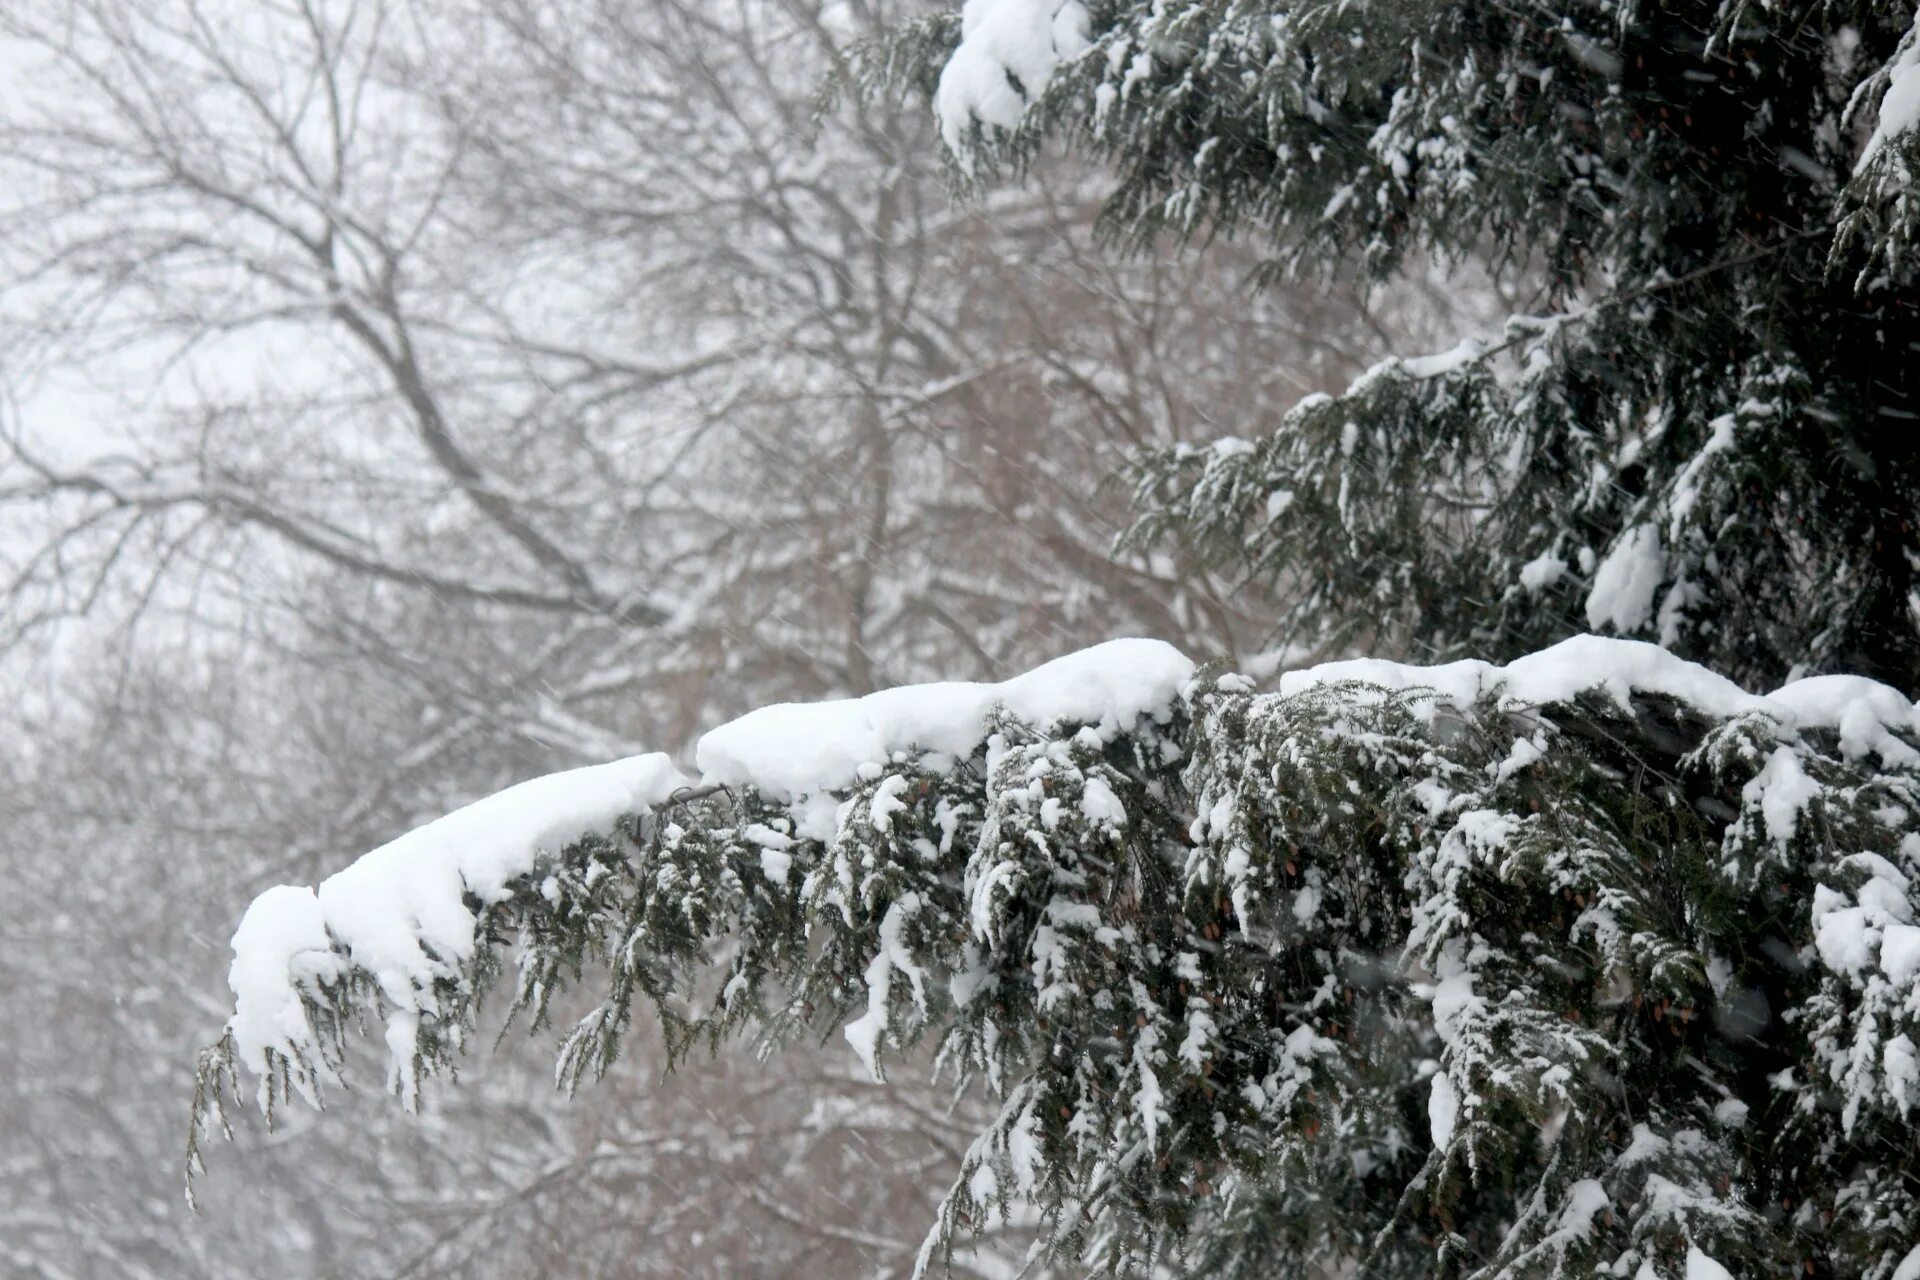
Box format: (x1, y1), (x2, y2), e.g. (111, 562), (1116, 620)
(227, 753), (685, 1093)
(696, 637), (1194, 800)
(935, 0), (1090, 156)
(1281, 634), (1920, 762)
(1861, 10), (1920, 166)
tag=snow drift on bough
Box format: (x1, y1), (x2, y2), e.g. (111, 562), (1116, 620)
(192, 636), (1920, 1279)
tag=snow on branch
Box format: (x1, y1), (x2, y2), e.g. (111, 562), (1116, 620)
(1838, 7), (1920, 282)
(192, 639), (1195, 1171)
(934, 0), (1089, 158)
(1282, 634), (1920, 752)
(696, 637), (1194, 801)
(222, 753), (688, 1111)
(192, 636), (1920, 1277)
(1859, 8), (1920, 168)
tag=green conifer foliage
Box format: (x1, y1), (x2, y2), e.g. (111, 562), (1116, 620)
(193, 640), (1920, 1279)
(880, 1), (1920, 689)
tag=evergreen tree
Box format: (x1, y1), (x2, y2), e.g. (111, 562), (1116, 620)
(194, 636), (1920, 1278)
(184, 5), (1920, 1278)
(890, 0), (1920, 690)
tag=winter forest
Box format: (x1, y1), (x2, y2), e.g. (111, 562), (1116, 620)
(4, 0), (1920, 1277)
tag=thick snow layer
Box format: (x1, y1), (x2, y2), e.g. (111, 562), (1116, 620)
(1767, 675), (1920, 767)
(225, 633), (1919, 1103)
(1743, 746), (1818, 846)
(225, 642), (1193, 1091)
(1585, 525), (1665, 634)
(1556, 1178), (1610, 1236)
(1861, 12), (1920, 166)
(1517, 552), (1567, 592)
(1685, 1248), (1735, 1280)
(1280, 634), (1920, 761)
(227, 885), (341, 1094)
(1282, 634), (1746, 717)
(1884, 924), (1920, 986)
(1813, 848), (1920, 1006)
(227, 754), (685, 1090)
(696, 638), (1194, 801)
(935, 0), (1089, 156)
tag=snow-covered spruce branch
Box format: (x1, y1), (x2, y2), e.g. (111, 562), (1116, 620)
(191, 637), (1920, 1278)
(1122, 323), (1849, 688)
(1836, 8), (1920, 284)
(886, 0), (1920, 695)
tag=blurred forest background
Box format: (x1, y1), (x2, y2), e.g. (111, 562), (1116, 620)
(0, 2), (1488, 1274)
